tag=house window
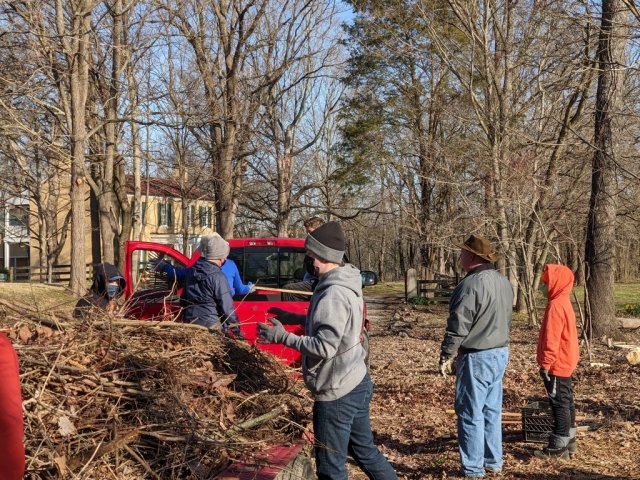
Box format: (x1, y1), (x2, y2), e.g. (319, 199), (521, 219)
(158, 203), (173, 227)
(199, 206), (212, 228)
(8, 207), (27, 227)
(187, 205), (196, 228)
(141, 202), (147, 223)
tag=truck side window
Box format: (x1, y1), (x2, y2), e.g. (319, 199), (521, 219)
(131, 249), (186, 294)
(231, 247), (306, 290)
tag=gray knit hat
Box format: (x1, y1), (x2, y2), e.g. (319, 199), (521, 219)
(198, 233), (229, 261)
(305, 221), (345, 264)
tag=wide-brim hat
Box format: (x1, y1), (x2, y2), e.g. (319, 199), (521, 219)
(457, 235), (498, 262)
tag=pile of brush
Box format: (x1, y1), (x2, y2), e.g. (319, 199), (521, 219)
(0, 301), (311, 479)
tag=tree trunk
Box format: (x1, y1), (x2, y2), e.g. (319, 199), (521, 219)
(275, 128), (294, 238)
(115, 160), (133, 270)
(68, 1), (94, 296)
(585, 0), (627, 339)
(90, 184), (102, 264)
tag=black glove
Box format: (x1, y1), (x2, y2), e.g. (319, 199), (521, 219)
(257, 318), (289, 344)
(221, 323), (245, 341)
(267, 307), (304, 325)
(539, 367), (551, 382)
(438, 353), (455, 377)
(230, 327), (246, 341)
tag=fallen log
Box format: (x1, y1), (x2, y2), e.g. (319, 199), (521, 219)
(68, 429), (140, 471)
(619, 317), (640, 330)
(445, 409), (586, 421)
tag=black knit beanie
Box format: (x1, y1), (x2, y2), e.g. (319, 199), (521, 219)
(305, 221), (345, 264)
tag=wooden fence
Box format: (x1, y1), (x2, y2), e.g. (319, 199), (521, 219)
(5, 264), (93, 284)
(406, 269), (460, 304)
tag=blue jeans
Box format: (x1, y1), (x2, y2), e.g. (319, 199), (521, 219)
(455, 347), (509, 477)
(313, 373), (397, 480)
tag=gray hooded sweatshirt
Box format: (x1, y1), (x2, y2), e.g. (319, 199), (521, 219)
(281, 263), (367, 401)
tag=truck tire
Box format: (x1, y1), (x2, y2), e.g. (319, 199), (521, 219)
(275, 453), (315, 480)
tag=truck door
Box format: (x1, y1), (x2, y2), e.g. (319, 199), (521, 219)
(123, 241), (193, 321)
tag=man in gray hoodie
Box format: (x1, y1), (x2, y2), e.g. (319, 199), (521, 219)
(257, 221), (397, 480)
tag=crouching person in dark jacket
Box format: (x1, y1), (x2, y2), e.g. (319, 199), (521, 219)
(181, 234), (243, 339)
(73, 263), (126, 319)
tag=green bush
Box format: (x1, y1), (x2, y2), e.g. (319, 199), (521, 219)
(621, 303), (640, 316)
(408, 296), (435, 305)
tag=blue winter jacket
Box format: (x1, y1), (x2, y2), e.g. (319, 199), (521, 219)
(162, 259), (249, 297)
(181, 258), (240, 332)
(221, 259), (251, 296)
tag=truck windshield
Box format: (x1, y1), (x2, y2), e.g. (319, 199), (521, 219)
(229, 246), (306, 289)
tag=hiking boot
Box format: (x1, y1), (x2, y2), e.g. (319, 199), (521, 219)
(533, 434), (571, 460)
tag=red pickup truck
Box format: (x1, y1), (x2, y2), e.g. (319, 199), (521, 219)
(122, 238), (376, 367)
(121, 238), (377, 480)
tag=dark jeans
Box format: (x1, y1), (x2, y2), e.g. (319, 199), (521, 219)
(313, 373), (397, 480)
(542, 374), (575, 436)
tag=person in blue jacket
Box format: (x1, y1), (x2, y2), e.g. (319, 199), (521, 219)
(155, 252), (253, 297)
(221, 259), (255, 297)
(180, 234), (243, 338)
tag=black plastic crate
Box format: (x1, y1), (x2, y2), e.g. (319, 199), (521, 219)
(521, 401), (553, 443)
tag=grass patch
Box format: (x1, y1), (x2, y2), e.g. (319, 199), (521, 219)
(571, 283), (640, 306)
(0, 283), (77, 315)
(613, 283), (640, 304)
(363, 281), (404, 295)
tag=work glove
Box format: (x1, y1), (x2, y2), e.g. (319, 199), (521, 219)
(247, 282), (256, 294)
(438, 353), (456, 377)
(267, 307), (304, 325)
(257, 318), (289, 344)
(539, 367), (551, 382)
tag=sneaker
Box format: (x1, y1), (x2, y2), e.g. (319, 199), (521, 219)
(533, 445), (570, 460)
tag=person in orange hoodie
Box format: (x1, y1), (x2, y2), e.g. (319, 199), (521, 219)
(534, 264), (579, 459)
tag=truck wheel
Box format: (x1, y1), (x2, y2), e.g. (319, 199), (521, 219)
(275, 453), (315, 480)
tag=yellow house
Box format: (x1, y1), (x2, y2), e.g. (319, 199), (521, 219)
(2, 176), (216, 280)
(131, 175), (217, 257)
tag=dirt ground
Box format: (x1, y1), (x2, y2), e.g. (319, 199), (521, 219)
(1, 284), (638, 479)
(352, 293), (640, 480)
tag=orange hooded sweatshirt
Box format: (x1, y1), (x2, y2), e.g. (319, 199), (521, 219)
(537, 264), (579, 377)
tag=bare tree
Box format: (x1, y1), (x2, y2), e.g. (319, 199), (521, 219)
(159, 0), (328, 237)
(258, 1), (343, 236)
(585, 0), (629, 338)
(2, 1), (99, 294)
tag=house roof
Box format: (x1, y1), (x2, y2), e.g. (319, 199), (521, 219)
(125, 175), (215, 202)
